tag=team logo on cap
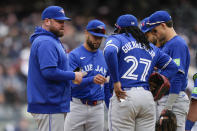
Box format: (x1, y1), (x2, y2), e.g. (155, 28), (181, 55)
(97, 25), (104, 29)
(141, 22), (145, 27)
(59, 9), (65, 15)
(131, 22), (135, 25)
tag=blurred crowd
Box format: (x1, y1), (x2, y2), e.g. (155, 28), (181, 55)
(0, 0), (197, 130)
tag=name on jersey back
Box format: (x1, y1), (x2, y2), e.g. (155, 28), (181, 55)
(122, 41), (155, 59)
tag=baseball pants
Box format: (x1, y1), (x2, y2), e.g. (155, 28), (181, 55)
(64, 98), (104, 131)
(108, 87), (156, 131)
(31, 113), (66, 131)
(156, 91), (190, 131)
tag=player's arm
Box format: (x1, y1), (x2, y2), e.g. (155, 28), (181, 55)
(103, 39), (120, 83)
(164, 44), (188, 109)
(155, 49), (178, 80)
(69, 52), (94, 87)
(166, 43), (189, 94)
(37, 40), (77, 81)
(104, 72), (113, 109)
(103, 38), (126, 100)
(169, 42), (189, 75)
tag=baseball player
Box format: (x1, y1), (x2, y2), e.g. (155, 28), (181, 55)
(185, 73), (197, 131)
(143, 10), (190, 131)
(27, 6), (84, 131)
(64, 19), (111, 131)
(103, 14), (179, 131)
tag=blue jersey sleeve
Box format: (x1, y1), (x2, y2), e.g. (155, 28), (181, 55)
(103, 37), (121, 83)
(161, 36), (190, 93)
(69, 51), (94, 87)
(167, 39), (189, 74)
(194, 78), (197, 87)
(169, 72), (184, 94)
(69, 52), (80, 71)
(155, 48), (181, 94)
(104, 73), (113, 109)
(41, 67), (75, 81)
(155, 48), (178, 80)
(192, 78), (197, 98)
(38, 40), (58, 69)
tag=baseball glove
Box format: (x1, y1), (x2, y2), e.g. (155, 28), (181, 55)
(156, 109), (177, 131)
(148, 72), (170, 101)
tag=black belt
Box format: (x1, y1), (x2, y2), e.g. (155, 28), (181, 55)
(72, 98), (103, 106)
(80, 99), (103, 106)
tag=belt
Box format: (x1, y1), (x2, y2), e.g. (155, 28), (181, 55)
(123, 87), (148, 91)
(72, 98), (103, 106)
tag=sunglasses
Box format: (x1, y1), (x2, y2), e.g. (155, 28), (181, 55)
(146, 21), (165, 26)
(88, 28), (106, 34)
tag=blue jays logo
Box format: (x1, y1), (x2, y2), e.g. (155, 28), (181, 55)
(140, 22), (145, 28)
(97, 25), (104, 29)
(131, 22), (135, 25)
(59, 9), (65, 15)
(141, 22), (144, 26)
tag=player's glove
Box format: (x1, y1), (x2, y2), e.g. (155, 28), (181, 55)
(148, 72), (170, 101)
(156, 109), (177, 131)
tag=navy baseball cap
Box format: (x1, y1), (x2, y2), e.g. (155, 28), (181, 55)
(140, 17), (154, 33)
(86, 19), (107, 38)
(115, 14), (138, 28)
(147, 10), (171, 29)
(42, 6), (71, 21)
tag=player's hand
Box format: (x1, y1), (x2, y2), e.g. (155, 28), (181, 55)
(93, 74), (107, 85)
(113, 82), (127, 101)
(73, 72), (87, 85)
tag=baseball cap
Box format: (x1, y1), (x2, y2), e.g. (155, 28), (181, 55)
(140, 17), (154, 33)
(86, 19), (107, 38)
(42, 6), (71, 21)
(147, 10), (171, 29)
(115, 14), (138, 28)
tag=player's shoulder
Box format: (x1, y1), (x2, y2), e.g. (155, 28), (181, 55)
(105, 34), (122, 44)
(34, 35), (55, 44)
(33, 36), (59, 50)
(170, 35), (188, 47)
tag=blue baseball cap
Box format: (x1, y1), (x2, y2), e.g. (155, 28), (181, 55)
(140, 17), (154, 33)
(42, 6), (71, 21)
(147, 10), (171, 29)
(115, 14), (138, 28)
(86, 19), (107, 38)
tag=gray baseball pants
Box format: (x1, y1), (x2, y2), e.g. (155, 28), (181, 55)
(64, 98), (104, 131)
(108, 87), (156, 131)
(31, 113), (66, 131)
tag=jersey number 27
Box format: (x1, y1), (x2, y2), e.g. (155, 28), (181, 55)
(121, 56), (151, 81)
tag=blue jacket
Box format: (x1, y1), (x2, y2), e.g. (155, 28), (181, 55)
(69, 44), (112, 104)
(27, 27), (75, 113)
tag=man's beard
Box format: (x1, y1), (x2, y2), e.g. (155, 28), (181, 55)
(86, 37), (101, 50)
(50, 27), (64, 37)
